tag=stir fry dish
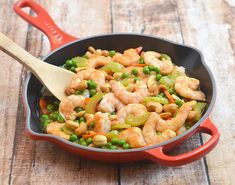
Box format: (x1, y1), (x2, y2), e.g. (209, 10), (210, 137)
(39, 46), (206, 150)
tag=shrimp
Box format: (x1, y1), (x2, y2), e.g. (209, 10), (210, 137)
(143, 51), (174, 75)
(143, 113), (176, 145)
(112, 48), (140, 66)
(155, 101), (196, 132)
(94, 112), (111, 133)
(116, 103), (147, 123)
(46, 122), (70, 140)
(87, 55), (111, 69)
(175, 76), (206, 101)
(110, 80), (149, 104)
(98, 93), (125, 113)
(147, 75), (159, 95)
(66, 69), (109, 94)
(118, 127), (146, 148)
(59, 95), (85, 120)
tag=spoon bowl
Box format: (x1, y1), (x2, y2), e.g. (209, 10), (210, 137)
(0, 32), (74, 101)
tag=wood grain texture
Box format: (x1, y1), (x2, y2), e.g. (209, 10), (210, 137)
(9, 1), (118, 185)
(177, 0), (235, 184)
(111, 0), (209, 184)
(0, 1), (29, 184)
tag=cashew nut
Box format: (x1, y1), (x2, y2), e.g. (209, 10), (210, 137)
(93, 134), (107, 147)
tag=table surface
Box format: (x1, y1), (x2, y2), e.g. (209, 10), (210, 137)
(0, 0), (234, 185)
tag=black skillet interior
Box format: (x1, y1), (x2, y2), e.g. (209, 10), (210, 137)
(25, 34), (215, 134)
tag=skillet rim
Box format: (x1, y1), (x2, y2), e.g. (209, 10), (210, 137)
(23, 33), (217, 153)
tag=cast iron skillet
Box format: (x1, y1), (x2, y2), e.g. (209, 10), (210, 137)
(14, 0), (220, 166)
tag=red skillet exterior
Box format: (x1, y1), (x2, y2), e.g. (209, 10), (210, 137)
(14, 0), (220, 166)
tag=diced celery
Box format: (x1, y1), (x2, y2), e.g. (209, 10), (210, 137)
(72, 56), (88, 67)
(159, 75), (176, 87)
(101, 62), (124, 73)
(144, 96), (169, 105)
(85, 92), (105, 114)
(193, 102), (207, 121)
(125, 112), (150, 127)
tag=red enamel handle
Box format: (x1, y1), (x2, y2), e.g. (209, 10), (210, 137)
(145, 118), (220, 166)
(14, 0), (77, 51)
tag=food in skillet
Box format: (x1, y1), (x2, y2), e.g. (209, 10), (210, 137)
(39, 46), (206, 150)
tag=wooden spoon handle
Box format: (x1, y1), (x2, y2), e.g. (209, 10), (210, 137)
(0, 32), (45, 74)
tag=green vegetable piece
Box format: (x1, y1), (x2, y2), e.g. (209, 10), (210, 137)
(43, 120), (50, 127)
(156, 74), (162, 81)
(86, 138), (93, 145)
(85, 92), (105, 114)
(109, 145), (117, 150)
(79, 137), (85, 143)
(79, 117), (85, 123)
(106, 131), (119, 140)
(65, 59), (73, 67)
(134, 77), (140, 83)
(156, 131), (162, 135)
(118, 139), (126, 146)
(101, 62), (124, 73)
(90, 122), (95, 128)
(69, 134), (78, 142)
(125, 112), (150, 127)
(121, 72), (129, 79)
(123, 143), (130, 149)
(87, 80), (97, 89)
(57, 114), (65, 123)
(80, 141), (87, 146)
(131, 68), (138, 76)
(159, 75), (176, 87)
(106, 142), (112, 148)
(111, 137), (119, 145)
(148, 66), (155, 71)
(143, 66), (150, 74)
(111, 123), (131, 130)
(109, 50), (116, 57)
(40, 114), (49, 123)
(144, 96), (169, 105)
(193, 102), (206, 121)
(160, 54), (172, 61)
(139, 58), (145, 64)
(120, 78), (130, 86)
(49, 111), (59, 121)
(46, 104), (54, 113)
(175, 99), (183, 107)
(72, 56), (88, 67)
(110, 111), (116, 115)
(89, 89), (97, 97)
(169, 87), (176, 95)
(61, 125), (74, 135)
(70, 66), (77, 73)
(75, 107), (83, 112)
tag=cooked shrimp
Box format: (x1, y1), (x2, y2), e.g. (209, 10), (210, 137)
(112, 48), (140, 66)
(87, 55), (111, 69)
(84, 113), (94, 125)
(46, 122), (70, 140)
(67, 69), (109, 93)
(147, 75), (159, 95)
(98, 93), (125, 113)
(155, 101), (196, 132)
(143, 51), (174, 74)
(59, 95), (85, 120)
(175, 76), (206, 101)
(116, 103), (147, 123)
(94, 112), (111, 133)
(143, 113), (176, 145)
(118, 127), (146, 148)
(110, 80), (149, 104)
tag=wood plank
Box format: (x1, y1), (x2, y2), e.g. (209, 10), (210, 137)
(111, 0), (210, 184)
(177, 0), (235, 184)
(0, 1), (29, 184)
(9, 0), (118, 185)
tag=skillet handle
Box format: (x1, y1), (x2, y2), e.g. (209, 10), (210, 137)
(144, 118), (220, 166)
(14, 0), (77, 51)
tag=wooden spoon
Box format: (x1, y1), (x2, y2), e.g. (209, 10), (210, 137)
(0, 32), (74, 101)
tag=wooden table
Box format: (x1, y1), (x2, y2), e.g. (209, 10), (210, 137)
(0, 0), (234, 184)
